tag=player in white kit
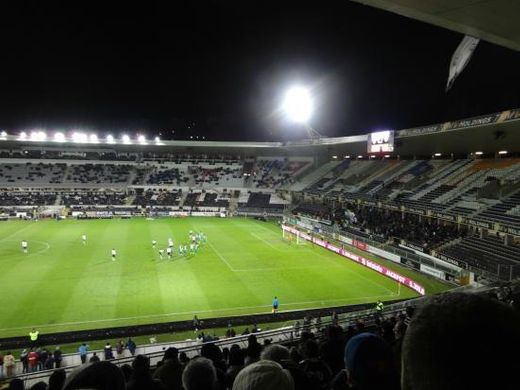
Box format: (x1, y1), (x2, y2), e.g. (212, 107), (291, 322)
(111, 248), (117, 261)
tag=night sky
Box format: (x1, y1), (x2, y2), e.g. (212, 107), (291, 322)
(1, 1), (520, 141)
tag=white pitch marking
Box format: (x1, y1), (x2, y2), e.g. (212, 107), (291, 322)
(207, 241), (237, 272)
(0, 292), (395, 332)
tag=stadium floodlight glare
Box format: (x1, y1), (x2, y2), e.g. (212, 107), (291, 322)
(30, 131), (47, 141)
(54, 132), (65, 142)
(474, 151), (483, 156)
(357, 155), (363, 159)
(106, 134), (115, 144)
(283, 86), (313, 124)
(384, 154), (391, 158)
(434, 153), (442, 157)
(344, 155), (350, 159)
(154, 136), (160, 143)
(18, 131), (27, 140)
(137, 135), (146, 144)
(122, 134), (131, 144)
(0, 131), (7, 137)
(498, 150), (508, 155)
(332, 155), (338, 159)
(72, 132), (88, 143)
(89, 134), (99, 143)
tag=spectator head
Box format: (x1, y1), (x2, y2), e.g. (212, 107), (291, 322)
(229, 344), (245, 366)
(300, 339), (320, 359)
(402, 292), (520, 390)
(29, 382), (46, 390)
(120, 364), (133, 382)
(63, 361), (125, 390)
(48, 369), (66, 390)
(201, 343), (223, 363)
(344, 332), (397, 390)
(182, 357), (217, 390)
(163, 347), (179, 361)
(232, 360), (294, 390)
(9, 379), (24, 390)
(260, 344), (290, 364)
(131, 355), (151, 375)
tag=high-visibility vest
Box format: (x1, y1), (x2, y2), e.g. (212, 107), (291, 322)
(29, 331), (39, 341)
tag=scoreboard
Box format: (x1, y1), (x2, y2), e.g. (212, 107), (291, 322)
(367, 130), (394, 154)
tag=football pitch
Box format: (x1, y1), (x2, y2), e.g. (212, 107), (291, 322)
(0, 217), (450, 338)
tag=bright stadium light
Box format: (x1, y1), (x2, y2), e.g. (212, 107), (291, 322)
(54, 132), (65, 142)
(0, 131), (7, 138)
(30, 131), (47, 141)
(106, 134), (115, 144)
(89, 134), (99, 143)
(18, 131), (27, 140)
(498, 150), (508, 155)
(474, 151), (483, 156)
(283, 86), (313, 124)
(122, 134), (131, 144)
(434, 153), (442, 157)
(344, 155), (350, 159)
(72, 132), (88, 143)
(154, 136), (160, 143)
(137, 135), (146, 144)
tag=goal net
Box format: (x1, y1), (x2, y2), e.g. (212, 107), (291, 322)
(282, 229), (306, 245)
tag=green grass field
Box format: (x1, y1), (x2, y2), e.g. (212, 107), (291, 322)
(0, 217), (451, 338)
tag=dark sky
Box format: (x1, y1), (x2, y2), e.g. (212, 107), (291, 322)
(1, 0), (519, 141)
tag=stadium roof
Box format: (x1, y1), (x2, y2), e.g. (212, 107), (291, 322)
(351, 0), (520, 51)
(1, 108), (519, 158)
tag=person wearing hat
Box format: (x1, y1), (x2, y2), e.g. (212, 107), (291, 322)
(232, 359), (294, 390)
(332, 332), (398, 390)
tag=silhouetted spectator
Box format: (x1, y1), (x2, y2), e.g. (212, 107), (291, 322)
(63, 361), (125, 390)
(9, 378), (24, 390)
(299, 339), (333, 390)
(182, 357), (217, 390)
(232, 360), (294, 390)
(89, 352), (100, 363)
(401, 292), (520, 390)
(127, 355), (163, 390)
(121, 364), (133, 383)
(48, 369), (66, 390)
(153, 347), (183, 390)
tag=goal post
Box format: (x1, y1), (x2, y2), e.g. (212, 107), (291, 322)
(282, 227), (306, 245)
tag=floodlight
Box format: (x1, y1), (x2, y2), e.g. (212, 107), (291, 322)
(498, 150), (508, 155)
(89, 134), (99, 143)
(72, 132), (88, 143)
(122, 134), (131, 144)
(54, 132), (65, 142)
(106, 134), (115, 143)
(283, 86), (313, 123)
(357, 155), (363, 159)
(137, 135), (146, 144)
(344, 155), (350, 159)
(30, 131), (46, 141)
(474, 151), (483, 156)
(332, 155), (338, 159)
(19, 131), (27, 140)
(434, 153), (442, 157)
(154, 136), (160, 143)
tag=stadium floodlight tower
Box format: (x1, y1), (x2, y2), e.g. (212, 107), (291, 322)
(282, 85), (322, 139)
